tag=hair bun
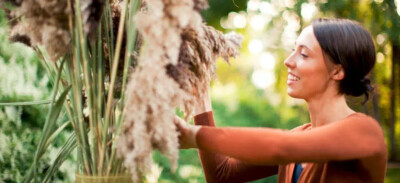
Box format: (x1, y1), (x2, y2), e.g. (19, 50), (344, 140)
(360, 77), (374, 92)
(353, 77), (374, 104)
(345, 77), (373, 97)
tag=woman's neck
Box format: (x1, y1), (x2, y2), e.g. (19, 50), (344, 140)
(306, 93), (355, 127)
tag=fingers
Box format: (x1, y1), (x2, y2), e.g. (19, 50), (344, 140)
(174, 115), (187, 129)
(174, 115), (198, 149)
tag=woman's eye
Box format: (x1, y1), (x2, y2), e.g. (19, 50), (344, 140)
(300, 53), (308, 58)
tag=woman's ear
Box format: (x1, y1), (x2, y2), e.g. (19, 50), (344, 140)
(331, 64), (345, 81)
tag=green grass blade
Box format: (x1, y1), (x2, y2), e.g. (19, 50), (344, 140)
(108, 0), (141, 174)
(38, 85), (72, 157)
(0, 100), (52, 106)
(43, 133), (77, 183)
(23, 58), (67, 183)
(22, 85), (71, 183)
(44, 121), (71, 149)
(100, 0), (128, 174)
(73, 0), (93, 174)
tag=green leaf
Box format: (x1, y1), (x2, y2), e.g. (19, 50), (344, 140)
(44, 121), (71, 149)
(39, 85), (72, 157)
(22, 85), (72, 183)
(43, 133), (77, 183)
(0, 100), (52, 106)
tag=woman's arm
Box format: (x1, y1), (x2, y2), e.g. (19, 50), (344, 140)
(177, 87), (277, 182)
(196, 113), (386, 166)
(193, 112), (278, 183)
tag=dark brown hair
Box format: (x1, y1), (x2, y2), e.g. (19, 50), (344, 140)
(312, 18), (375, 103)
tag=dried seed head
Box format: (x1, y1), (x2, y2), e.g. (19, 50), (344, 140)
(193, 0), (208, 11)
(166, 24), (243, 119)
(117, 0), (242, 182)
(6, 0), (70, 61)
(10, 34), (31, 46)
(6, 0), (103, 61)
(117, 0), (204, 181)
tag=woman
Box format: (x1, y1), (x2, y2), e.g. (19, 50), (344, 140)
(175, 18), (387, 183)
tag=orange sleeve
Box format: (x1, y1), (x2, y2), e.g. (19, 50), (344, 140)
(194, 111), (278, 183)
(196, 113), (386, 166)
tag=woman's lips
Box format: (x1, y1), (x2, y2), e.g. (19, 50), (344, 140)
(287, 72), (300, 85)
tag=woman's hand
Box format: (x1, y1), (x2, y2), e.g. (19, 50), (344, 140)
(174, 116), (201, 149)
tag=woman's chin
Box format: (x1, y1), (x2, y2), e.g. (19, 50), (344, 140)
(287, 89), (301, 98)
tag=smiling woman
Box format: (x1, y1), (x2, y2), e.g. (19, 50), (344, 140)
(175, 18), (387, 183)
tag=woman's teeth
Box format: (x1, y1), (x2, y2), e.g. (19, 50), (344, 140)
(288, 74), (300, 81)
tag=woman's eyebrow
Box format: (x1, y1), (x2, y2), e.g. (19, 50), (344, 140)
(299, 44), (313, 53)
(294, 42), (313, 53)
(298, 44), (310, 50)
(294, 42), (311, 50)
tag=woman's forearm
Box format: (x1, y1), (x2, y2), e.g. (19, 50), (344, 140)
(193, 111), (278, 182)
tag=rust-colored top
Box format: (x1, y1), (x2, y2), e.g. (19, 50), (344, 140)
(194, 111), (387, 183)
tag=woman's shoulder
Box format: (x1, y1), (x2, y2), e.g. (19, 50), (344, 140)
(290, 112), (383, 135)
(342, 112), (381, 128)
(327, 112), (383, 135)
(343, 112), (387, 157)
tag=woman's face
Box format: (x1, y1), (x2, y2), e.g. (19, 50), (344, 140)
(284, 26), (336, 100)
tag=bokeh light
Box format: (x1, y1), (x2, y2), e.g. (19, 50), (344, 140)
(251, 70), (275, 89)
(233, 13), (247, 28)
(301, 3), (317, 21)
(250, 15), (266, 31)
(259, 52), (276, 71)
(248, 39), (264, 54)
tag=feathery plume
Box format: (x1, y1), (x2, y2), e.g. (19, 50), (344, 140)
(117, 0), (242, 182)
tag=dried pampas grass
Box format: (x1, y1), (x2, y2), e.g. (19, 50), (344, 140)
(117, 0), (242, 181)
(3, 0), (103, 61)
(168, 25), (243, 118)
(8, 0), (70, 61)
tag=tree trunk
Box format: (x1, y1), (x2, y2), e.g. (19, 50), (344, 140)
(389, 42), (399, 161)
(371, 71), (381, 123)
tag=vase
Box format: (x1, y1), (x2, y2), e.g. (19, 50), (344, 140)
(75, 174), (132, 183)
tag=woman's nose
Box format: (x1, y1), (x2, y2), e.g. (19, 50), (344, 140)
(284, 55), (296, 68)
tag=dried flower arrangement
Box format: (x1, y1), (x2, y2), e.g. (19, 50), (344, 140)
(1, 0), (242, 182)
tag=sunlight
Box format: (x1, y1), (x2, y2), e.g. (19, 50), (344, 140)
(259, 52), (276, 71)
(377, 52), (385, 63)
(250, 15), (266, 31)
(251, 70), (275, 89)
(301, 2), (317, 21)
(247, 0), (259, 11)
(260, 1), (278, 16)
(377, 33), (386, 45)
(211, 82), (239, 112)
(233, 13), (247, 28)
(248, 39), (263, 54)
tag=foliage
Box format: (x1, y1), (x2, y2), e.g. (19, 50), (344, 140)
(0, 106), (77, 183)
(201, 0), (248, 30)
(0, 12), (76, 181)
(385, 168), (400, 183)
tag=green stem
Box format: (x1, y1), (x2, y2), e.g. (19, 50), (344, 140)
(101, 0), (128, 174)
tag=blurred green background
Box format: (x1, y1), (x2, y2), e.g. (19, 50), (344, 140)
(1, 0), (400, 182)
